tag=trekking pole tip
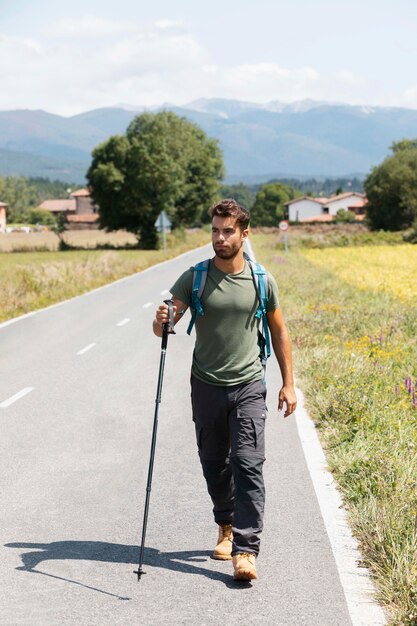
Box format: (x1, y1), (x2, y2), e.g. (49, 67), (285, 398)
(133, 568), (146, 581)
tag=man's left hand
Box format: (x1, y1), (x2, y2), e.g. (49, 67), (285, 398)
(278, 385), (297, 417)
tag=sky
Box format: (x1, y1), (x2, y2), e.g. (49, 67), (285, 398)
(1, 0), (417, 116)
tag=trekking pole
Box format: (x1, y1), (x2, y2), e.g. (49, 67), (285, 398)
(134, 299), (175, 581)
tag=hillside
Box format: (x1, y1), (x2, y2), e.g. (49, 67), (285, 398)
(1, 99), (417, 183)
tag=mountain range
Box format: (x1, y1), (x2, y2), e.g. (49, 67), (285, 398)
(1, 99), (417, 184)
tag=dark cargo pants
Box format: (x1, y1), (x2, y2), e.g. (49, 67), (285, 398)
(191, 375), (267, 556)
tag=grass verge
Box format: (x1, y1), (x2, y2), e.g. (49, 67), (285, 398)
(252, 233), (417, 626)
(0, 229), (210, 323)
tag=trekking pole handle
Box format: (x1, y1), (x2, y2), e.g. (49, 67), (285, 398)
(161, 300), (175, 350)
(163, 299), (176, 335)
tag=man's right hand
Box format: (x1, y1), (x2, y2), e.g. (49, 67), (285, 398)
(152, 297), (188, 337)
(155, 303), (177, 327)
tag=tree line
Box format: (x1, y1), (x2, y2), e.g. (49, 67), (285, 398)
(86, 112), (417, 240)
(0, 176), (78, 225)
(2, 111), (417, 242)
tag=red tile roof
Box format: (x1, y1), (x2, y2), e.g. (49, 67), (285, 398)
(70, 188), (91, 197)
(39, 199), (76, 212)
(286, 192), (366, 207)
(348, 198), (367, 208)
(326, 192), (365, 204)
(285, 195), (329, 206)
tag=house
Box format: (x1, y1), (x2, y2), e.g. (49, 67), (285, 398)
(40, 188), (99, 230)
(325, 192), (366, 215)
(0, 201), (7, 233)
(286, 192), (366, 222)
(285, 196), (329, 222)
(66, 188), (99, 229)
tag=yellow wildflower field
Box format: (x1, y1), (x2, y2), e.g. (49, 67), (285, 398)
(301, 244), (417, 303)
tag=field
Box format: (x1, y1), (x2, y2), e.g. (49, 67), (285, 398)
(0, 228), (138, 252)
(302, 245), (417, 304)
(252, 233), (417, 626)
(0, 228), (210, 323)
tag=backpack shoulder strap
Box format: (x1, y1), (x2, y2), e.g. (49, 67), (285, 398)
(243, 252), (269, 313)
(243, 251), (271, 367)
(186, 259), (210, 336)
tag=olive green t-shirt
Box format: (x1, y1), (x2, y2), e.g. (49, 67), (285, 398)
(170, 259), (279, 386)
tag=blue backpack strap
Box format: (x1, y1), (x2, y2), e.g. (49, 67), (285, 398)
(186, 259), (210, 335)
(243, 252), (271, 368)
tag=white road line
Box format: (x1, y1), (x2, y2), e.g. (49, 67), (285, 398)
(0, 243), (212, 332)
(142, 302), (153, 309)
(295, 387), (386, 625)
(0, 311), (36, 329)
(116, 318), (131, 326)
(248, 239), (386, 625)
(1, 387), (35, 409)
(160, 289), (170, 296)
(77, 343), (96, 356)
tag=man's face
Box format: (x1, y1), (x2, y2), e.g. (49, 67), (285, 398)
(211, 215), (248, 260)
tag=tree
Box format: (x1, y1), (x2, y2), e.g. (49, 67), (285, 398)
(87, 111), (224, 248)
(390, 138), (417, 153)
(51, 212), (69, 250)
(220, 183), (256, 211)
(364, 140), (417, 230)
(250, 182), (298, 227)
(27, 208), (57, 227)
(0, 176), (38, 222)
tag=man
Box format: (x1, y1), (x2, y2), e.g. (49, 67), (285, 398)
(153, 198), (297, 581)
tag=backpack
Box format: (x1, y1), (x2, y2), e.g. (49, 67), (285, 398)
(186, 252), (271, 370)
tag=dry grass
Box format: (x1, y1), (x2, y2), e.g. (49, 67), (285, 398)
(252, 233), (417, 626)
(253, 223), (404, 249)
(301, 245), (417, 304)
(0, 229), (138, 252)
(0, 229), (210, 322)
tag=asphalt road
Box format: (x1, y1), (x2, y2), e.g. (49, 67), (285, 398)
(1, 245), (355, 625)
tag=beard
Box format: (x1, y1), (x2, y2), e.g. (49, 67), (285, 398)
(213, 239), (242, 260)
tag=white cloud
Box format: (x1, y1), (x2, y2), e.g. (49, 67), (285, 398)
(100, 30), (207, 76)
(0, 33), (43, 55)
(48, 16), (137, 39)
(1, 19), (416, 115)
(208, 64), (321, 102)
(334, 70), (367, 87)
(154, 19), (187, 31)
(401, 86), (417, 108)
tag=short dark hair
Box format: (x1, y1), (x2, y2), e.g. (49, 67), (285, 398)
(208, 198), (250, 231)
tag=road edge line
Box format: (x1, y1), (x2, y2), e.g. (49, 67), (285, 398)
(0, 243), (211, 331)
(295, 386), (387, 626)
(247, 236), (386, 625)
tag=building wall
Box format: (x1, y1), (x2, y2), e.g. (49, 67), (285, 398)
(289, 200), (324, 221)
(326, 194), (363, 215)
(75, 197), (95, 215)
(0, 207), (6, 232)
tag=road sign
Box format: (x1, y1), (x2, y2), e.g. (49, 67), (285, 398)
(155, 211), (172, 232)
(279, 220), (289, 255)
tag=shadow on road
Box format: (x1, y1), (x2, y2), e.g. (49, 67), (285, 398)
(4, 540), (251, 596)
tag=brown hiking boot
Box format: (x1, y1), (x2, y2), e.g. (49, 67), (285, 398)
(232, 552), (257, 580)
(213, 523), (233, 560)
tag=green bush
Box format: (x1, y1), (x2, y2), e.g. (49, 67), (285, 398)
(334, 208), (356, 223)
(27, 208), (57, 227)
